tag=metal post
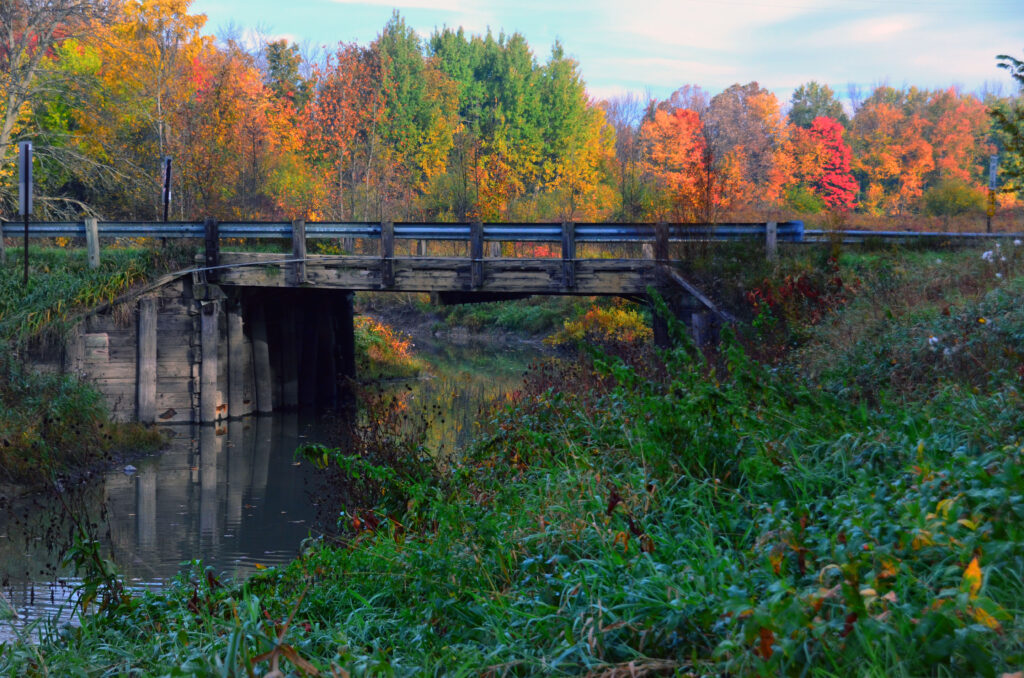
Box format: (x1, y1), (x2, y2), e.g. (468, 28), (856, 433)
(765, 221), (778, 261)
(470, 221), (483, 289)
(19, 141), (32, 287)
(561, 221), (576, 289)
(380, 220), (395, 287)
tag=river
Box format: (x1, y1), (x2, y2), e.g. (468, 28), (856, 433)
(0, 334), (538, 642)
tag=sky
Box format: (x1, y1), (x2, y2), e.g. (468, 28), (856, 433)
(191, 0), (1024, 107)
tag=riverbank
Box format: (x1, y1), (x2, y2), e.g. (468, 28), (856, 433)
(3, 241), (1023, 675)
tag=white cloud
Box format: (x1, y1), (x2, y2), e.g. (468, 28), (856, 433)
(329, 0), (464, 11)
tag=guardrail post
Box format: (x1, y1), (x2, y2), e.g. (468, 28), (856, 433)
(85, 217), (100, 269)
(204, 218), (219, 283)
(380, 220), (395, 287)
(765, 221), (777, 261)
(0, 219), (6, 264)
(470, 221), (483, 289)
(561, 221), (575, 289)
(290, 218), (306, 285)
(654, 222), (669, 264)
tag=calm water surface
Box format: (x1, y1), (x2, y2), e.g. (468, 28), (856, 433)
(0, 336), (536, 641)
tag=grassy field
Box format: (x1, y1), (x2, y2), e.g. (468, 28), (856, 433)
(1, 239), (1021, 675)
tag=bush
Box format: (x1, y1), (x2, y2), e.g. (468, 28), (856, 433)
(923, 179), (985, 217)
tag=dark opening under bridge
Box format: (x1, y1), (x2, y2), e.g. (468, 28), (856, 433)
(15, 218), (1015, 425)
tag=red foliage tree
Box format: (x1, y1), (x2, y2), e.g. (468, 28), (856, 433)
(807, 116), (857, 211)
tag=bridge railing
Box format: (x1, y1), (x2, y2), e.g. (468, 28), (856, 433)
(4, 218), (1021, 272)
(0, 219), (807, 242)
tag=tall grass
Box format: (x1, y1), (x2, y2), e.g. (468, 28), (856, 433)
(3, 244), (1022, 675)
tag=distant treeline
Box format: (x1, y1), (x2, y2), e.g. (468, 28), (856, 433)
(2, 0), (1022, 223)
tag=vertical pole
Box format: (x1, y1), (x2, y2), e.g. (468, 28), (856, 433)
(765, 221), (778, 261)
(652, 222), (670, 348)
(250, 302), (273, 414)
(85, 217), (101, 269)
(654, 222), (669, 264)
(200, 301), (220, 424)
(162, 156), (172, 223)
(470, 221), (484, 289)
(316, 296), (337, 404)
(282, 305), (299, 409)
(380, 220), (395, 287)
(137, 296), (158, 423)
(0, 219), (7, 265)
(227, 299), (246, 418)
(339, 291), (356, 380)
(204, 218), (220, 283)
(290, 218), (306, 285)
(561, 221), (576, 289)
(299, 302), (318, 407)
(691, 311), (707, 347)
(19, 141), (31, 287)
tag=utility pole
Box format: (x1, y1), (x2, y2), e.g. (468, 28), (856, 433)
(987, 154), (998, 234)
(18, 141), (32, 286)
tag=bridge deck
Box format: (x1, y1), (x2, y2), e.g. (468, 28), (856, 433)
(215, 252), (659, 296)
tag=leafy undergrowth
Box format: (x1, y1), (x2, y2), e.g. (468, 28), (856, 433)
(4, 245), (1024, 676)
(354, 316), (425, 379)
(0, 356), (164, 484)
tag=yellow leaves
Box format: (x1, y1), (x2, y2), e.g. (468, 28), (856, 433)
(911, 529), (934, 550)
(973, 606), (1002, 630)
(962, 556), (983, 599)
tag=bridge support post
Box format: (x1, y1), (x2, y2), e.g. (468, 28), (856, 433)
(282, 304), (300, 409)
(316, 295), (338, 403)
(561, 221), (576, 289)
(299, 302), (318, 407)
(136, 295), (158, 423)
(290, 219), (307, 285)
(250, 302), (273, 414)
(339, 291), (356, 380)
(765, 221), (777, 261)
(200, 300), (220, 424)
(227, 299), (248, 418)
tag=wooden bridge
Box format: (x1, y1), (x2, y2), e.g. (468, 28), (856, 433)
(14, 218), (1017, 426)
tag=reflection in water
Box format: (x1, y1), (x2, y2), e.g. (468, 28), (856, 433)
(0, 336), (537, 641)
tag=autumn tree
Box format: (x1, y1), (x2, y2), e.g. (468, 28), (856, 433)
(849, 88), (935, 214)
(788, 81), (848, 128)
(0, 0), (110, 215)
(705, 82), (787, 210)
(797, 116), (856, 211)
(639, 107), (708, 220)
(990, 53), (1024, 197)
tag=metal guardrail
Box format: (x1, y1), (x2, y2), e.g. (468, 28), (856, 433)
(1, 220), (808, 242)
(4, 219), (1021, 244)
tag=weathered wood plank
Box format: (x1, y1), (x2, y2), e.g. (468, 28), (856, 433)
(250, 302), (273, 414)
(200, 301), (219, 424)
(227, 301), (246, 418)
(137, 296), (158, 423)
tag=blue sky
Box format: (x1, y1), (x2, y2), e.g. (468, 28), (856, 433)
(192, 0), (1023, 106)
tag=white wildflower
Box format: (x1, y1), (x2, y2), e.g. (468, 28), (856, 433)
(981, 250), (994, 262)
(996, 272), (1003, 279)
(1014, 239), (1022, 246)
(928, 336), (939, 346)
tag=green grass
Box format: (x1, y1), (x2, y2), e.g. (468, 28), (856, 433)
(3, 243), (1023, 675)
